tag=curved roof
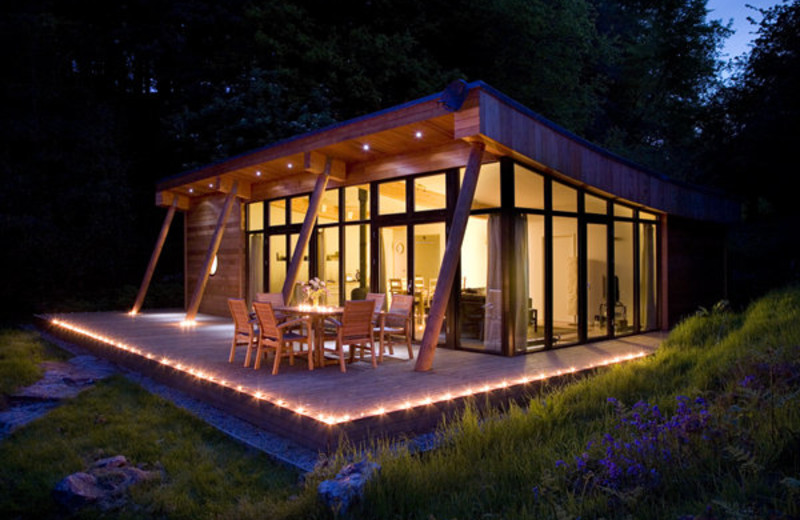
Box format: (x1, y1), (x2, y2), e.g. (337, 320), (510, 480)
(157, 81), (740, 223)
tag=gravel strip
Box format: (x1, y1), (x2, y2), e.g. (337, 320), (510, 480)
(25, 327), (322, 473)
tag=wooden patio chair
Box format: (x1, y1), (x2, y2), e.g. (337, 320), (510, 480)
(254, 292), (287, 321)
(251, 301), (312, 374)
(324, 300), (377, 372)
(365, 292), (386, 315)
(228, 298), (256, 365)
(376, 293), (414, 360)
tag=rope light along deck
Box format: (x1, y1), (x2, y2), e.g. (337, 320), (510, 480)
(49, 317), (648, 426)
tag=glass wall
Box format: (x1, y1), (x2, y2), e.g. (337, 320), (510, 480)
(615, 221), (634, 334)
(552, 217), (579, 344)
(521, 214), (545, 350)
(460, 215), (489, 349)
(244, 159), (660, 355)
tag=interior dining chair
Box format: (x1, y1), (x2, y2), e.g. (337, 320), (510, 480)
(228, 298), (256, 365)
(324, 300), (377, 372)
(251, 301), (312, 374)
(376, 293), (414, 360)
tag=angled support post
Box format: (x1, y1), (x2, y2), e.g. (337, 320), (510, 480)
(185, 181), (239, 322)
(282, 158), (332, 304)
(131, 198), (178, 315)
(415, 141), (485, 371)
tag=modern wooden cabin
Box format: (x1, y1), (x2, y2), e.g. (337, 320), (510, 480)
(146, 80), (738, 371)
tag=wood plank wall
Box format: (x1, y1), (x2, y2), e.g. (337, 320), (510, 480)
(185, 194), (245, 316)
(473, 90), (740, 224)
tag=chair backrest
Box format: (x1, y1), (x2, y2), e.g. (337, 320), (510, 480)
(414, 276), (425, 291)
(252, 301), (280, 339)
(228, 298), (251, 332)
(341, 300), (375, 339)
(254, 292), (284, 307)
(365, 292), (386, 313)
(388, 293), (414, 317)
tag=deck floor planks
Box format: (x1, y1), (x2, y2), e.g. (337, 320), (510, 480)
(41, 310), (664, 448)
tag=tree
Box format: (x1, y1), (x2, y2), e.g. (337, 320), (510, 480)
(587, 0), (731, 178)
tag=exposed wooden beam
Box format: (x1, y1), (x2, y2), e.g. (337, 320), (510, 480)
(131, 198), (178, 315)
(156, 191), (190, 211)
(282, 158), (332, 303)
(415, 141), (485, 371)
(185, 181), (239, 322)
(304, 151), (346, 181)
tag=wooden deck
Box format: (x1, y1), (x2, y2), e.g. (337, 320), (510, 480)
(38, 310), (664, 451)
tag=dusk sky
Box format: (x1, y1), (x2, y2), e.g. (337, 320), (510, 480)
(707, 0), (784, 59)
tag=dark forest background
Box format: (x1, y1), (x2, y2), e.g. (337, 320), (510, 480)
(1, 0), (798, 321)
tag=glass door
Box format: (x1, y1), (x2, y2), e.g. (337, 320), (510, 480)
(413, 222), (446, 341)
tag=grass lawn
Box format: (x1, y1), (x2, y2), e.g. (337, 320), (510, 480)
(2, 286), (800, 518)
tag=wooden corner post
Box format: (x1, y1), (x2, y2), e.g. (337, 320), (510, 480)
(131, 198), (178, 315)
(282, 158), (332, 304)
(185, 181), (239, 322)
(415, 141), (485, 371)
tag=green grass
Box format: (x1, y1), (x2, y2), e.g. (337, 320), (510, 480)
(3, 286), (800, 518)
(0, 375), (317, 519)
(334, 286), (800, 519)
(0, 329), (71, 409)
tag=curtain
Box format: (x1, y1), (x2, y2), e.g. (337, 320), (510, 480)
(248, 233), (264, 305)
(642, 223), (657, 329)
(484, 214), (503, 352)
(512, 215), (529, 348)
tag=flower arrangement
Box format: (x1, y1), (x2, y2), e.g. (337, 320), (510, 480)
(301, 277), (328, 306)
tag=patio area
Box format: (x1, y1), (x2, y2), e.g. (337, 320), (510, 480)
(38, 310), (664, 450)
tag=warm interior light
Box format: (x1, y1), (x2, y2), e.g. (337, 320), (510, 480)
(256, 170), (262, 177)
(287, 163), (293, 169)
(415, 131), (423, 138)
(188, 188), (194, 194)
(362, 143), (370, 151)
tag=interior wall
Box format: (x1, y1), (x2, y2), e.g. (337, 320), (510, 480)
(185, 194), (245, 317)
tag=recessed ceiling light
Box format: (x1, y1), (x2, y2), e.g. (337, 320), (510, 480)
(188, 188), (194, 194)
(362, 143), (370, 151)
(256, 170), (262, 177)
(208, 183), (214, 188)
(288, 163), (293, 169)
(415, 131), (423, 139)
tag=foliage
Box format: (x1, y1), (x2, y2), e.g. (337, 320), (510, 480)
(701, 0), (800, 217)
(330, 286), (800, 519)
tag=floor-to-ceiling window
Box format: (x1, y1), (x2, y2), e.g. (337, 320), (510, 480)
(244, 158), (660, 355)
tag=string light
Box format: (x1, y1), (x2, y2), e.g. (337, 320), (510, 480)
(49, 317), (648, 427)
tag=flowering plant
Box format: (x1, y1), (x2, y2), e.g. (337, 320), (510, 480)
(301, 277), (328, 305)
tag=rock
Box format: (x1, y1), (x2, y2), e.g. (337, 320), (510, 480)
(53, 455), (162, 513)
(318, 460), (381, 512)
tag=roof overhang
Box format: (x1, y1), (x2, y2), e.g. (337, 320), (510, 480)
(156, 81), (740, 223)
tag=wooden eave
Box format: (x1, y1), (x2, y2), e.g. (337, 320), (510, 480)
(156, 81), (740, 224)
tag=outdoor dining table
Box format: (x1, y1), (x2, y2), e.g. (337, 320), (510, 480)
(276, 304), (387, 368)
(276, 305), (342, 368)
